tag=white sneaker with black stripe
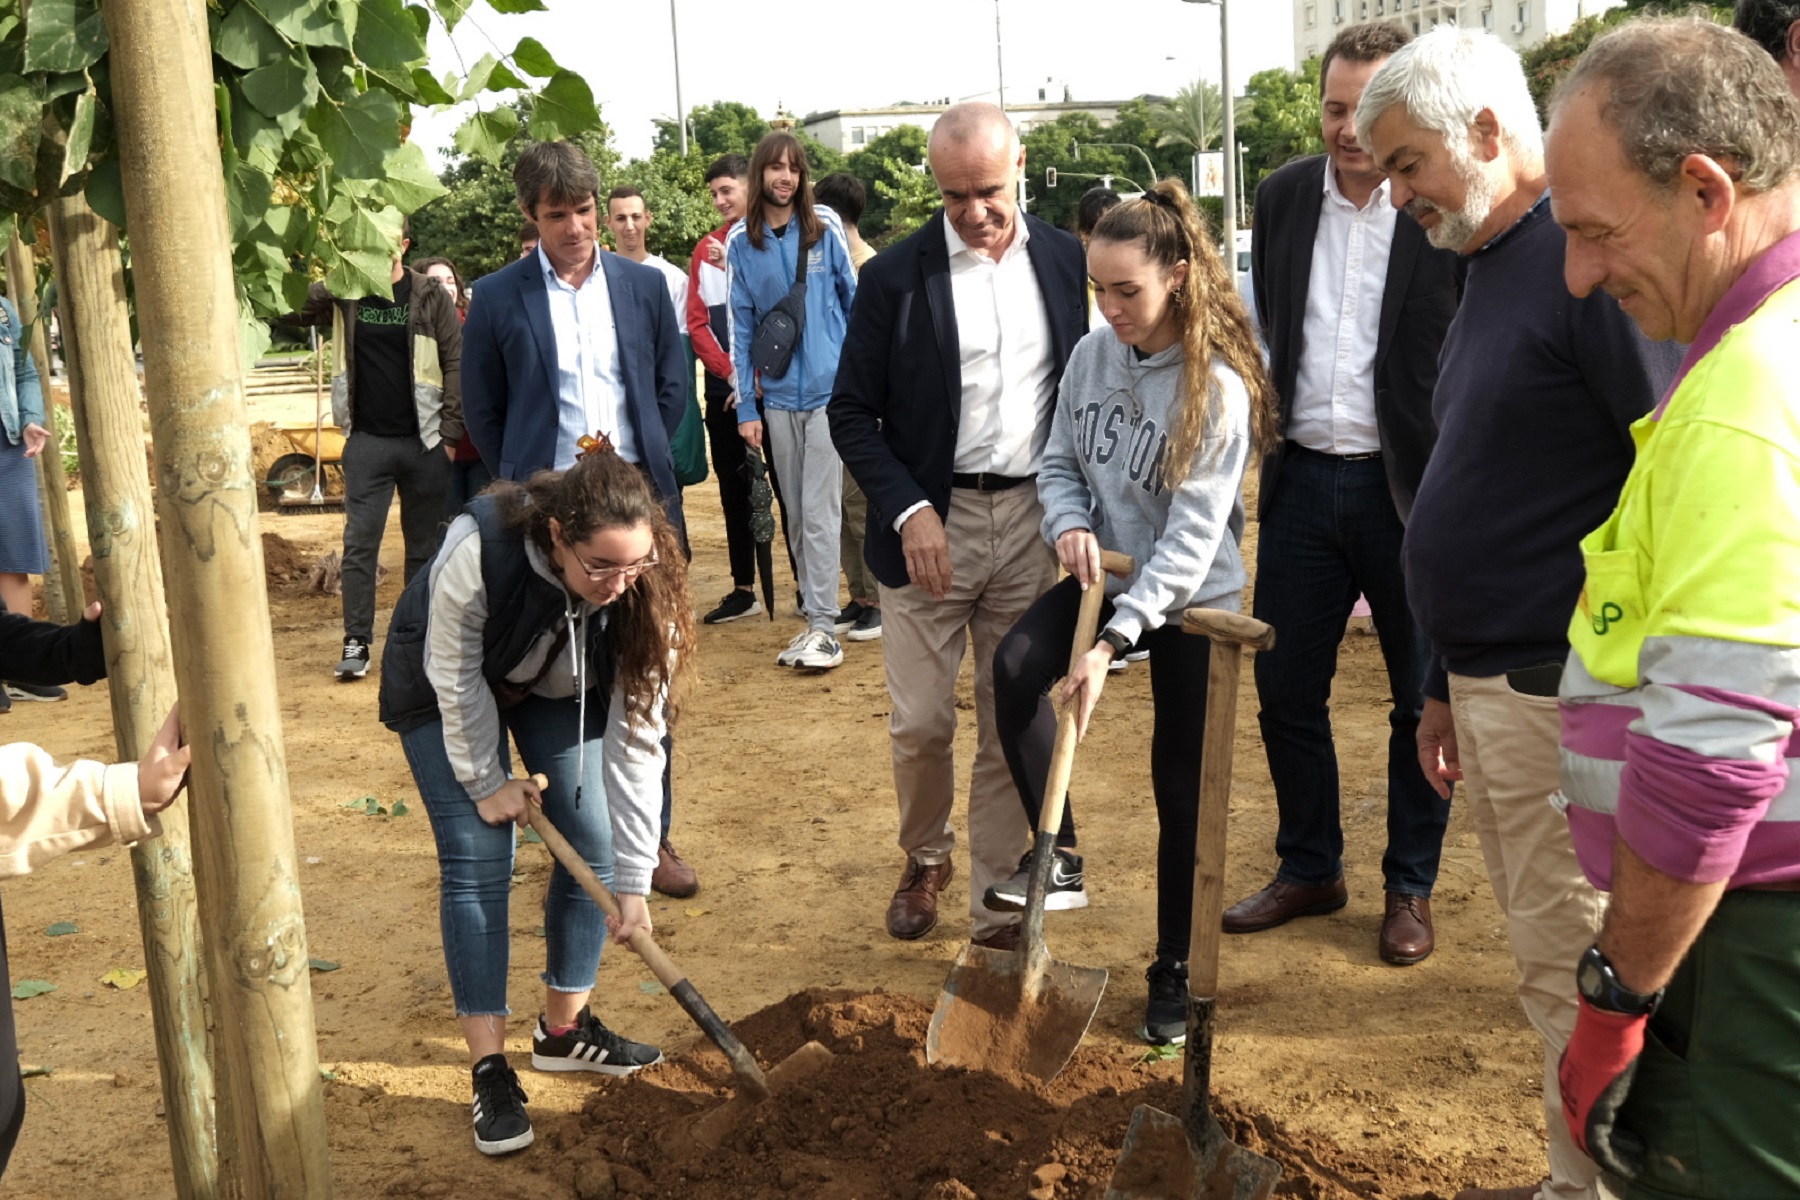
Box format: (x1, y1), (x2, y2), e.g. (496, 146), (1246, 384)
(470, 1053), (533, 1156)
(530, 1006), (663, 1076)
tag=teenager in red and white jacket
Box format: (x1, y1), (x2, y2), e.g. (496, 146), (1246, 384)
(687, 154), (766, 626)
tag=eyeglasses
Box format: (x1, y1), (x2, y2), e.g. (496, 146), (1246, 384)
(565, 546), (659, 582)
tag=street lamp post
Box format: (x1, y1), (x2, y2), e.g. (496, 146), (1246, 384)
(1181, 0), (1235, 262)
(670, 0), (687, 155)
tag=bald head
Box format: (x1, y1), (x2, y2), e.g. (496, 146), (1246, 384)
(928, 101), (1018, 160)
(928, 102), (1025, 257)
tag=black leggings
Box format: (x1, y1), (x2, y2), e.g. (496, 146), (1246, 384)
(993, 575), (1212, 962)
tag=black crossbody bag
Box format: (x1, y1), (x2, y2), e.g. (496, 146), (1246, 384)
(749, 227), (809, 380)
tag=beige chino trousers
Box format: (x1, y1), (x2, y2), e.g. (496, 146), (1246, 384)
(880, 485), (1058, 939)
(1449, 671), (1609, 1200)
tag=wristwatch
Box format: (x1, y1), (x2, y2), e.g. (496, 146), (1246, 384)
(1577, 944), (1662, 1016)
(1097, 628), (1132, 658)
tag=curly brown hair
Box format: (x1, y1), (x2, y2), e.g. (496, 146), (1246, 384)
(491, 452), (694, 730)
(1091, 177), (1279, 486)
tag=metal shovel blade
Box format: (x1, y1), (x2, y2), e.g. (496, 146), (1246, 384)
(925, 943), (1108, 1084)
(1104, 1103), (1281, 1200)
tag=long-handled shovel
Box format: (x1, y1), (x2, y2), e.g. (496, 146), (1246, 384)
(925, 550), (1133, 1084)
(524, 777), (831, 1116)
(1104, 608), (1282, 1200)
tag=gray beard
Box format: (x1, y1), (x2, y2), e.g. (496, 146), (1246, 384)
(1407, 152), (1501, 253)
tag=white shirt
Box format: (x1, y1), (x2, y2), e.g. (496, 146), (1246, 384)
(642, 253), (689, 328)
(892, 219), (1058, 532)
(540, 245), (637, 468)
(1288, 168), (1395, 456)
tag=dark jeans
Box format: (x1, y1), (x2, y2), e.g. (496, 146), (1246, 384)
(994, 576), (1213, 962)
(444, 455), (493, 520)
(1252, 447), (1448, 897)
(342, 431), (451, 643)
(703, 374), (756, 589)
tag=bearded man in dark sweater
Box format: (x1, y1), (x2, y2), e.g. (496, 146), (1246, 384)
(1358, 27), (1682, 1200)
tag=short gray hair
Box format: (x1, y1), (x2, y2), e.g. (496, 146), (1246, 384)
(1356, 25), (1543, 162)
(928, 102), (1017, 158)
(1553, 16), (1800, 194)
(514, 141), (601, 215)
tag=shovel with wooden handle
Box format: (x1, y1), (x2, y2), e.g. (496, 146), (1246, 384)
(925, 550), (1133, 1085)
(524, 775), (830, 1116)
(1104, 609), (1282, 1200)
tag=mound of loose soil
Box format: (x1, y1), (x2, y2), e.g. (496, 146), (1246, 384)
(547, 990), (1461, 1200)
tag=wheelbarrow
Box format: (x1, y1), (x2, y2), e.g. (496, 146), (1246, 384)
(267, 329), (347, 511)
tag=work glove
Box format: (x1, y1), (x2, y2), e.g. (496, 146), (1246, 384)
(1558, 996), (1647, 1179)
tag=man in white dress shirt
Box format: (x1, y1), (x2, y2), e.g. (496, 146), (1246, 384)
(830, 104), (1088, 948)
(1221, 21), (1465, 966)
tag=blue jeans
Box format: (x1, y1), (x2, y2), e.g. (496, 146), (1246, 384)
(399, 693), (615, 1016)
(1252, 448), (1449, 897)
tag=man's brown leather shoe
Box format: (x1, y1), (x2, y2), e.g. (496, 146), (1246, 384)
(971, 924), (1020, 952)
(1379, 892), (1434, 965)
(651, 838), (699, 898)
(886, 858), (953, 940)
(1221, 876), (1349, 933)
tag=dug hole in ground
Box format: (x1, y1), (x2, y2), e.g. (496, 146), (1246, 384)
(8, 422), (1546, 1199)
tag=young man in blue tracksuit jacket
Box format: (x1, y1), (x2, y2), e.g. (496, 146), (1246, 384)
(726, 131), (858, 671)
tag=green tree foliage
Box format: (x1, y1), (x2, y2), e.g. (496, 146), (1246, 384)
(608, 149), (718, 262)
(654, 100), (768, 158)
(1235, 61), (1325, 196)
(0, 0), (606, 364)
(872, 156), (940, 240)
(1151, 79), (1223, 154)
(845, 124), (928, 239)
(1520, 4), (1731, 119)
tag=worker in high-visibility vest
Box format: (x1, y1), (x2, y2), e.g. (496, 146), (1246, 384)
(1546, 18), (1800, 1200)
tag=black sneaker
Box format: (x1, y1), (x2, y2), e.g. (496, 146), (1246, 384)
(531, 1006), (663, 1075)
(470, 1053), (533, 1156)
(703, 589), (762, 624)
(0, 687), (11, 715)
(335, 637), (370, 681)
(982, 848), (1088, 913)
(846, 606), (883, 642)
(834, 600), (869, 633)
(1141, 957), (1189, 1046)
(4, 681), (67, 702)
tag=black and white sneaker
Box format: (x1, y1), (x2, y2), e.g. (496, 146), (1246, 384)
(335, 637), (371, 681)
(982, 848), (1089, 913)
(834, 600), (869, 633)
(845, 606), (883, 642)
(470, 1053), (533, 1156)
(531, 1007), (663, 1076)
(1140, 957), (1189, 1046)
(4, 681), (66, 702)
(703, 589), (762, 624)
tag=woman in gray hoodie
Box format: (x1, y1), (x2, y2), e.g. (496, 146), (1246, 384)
(989, 179), (1278, 1045)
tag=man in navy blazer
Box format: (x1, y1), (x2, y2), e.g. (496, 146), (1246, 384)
(830, 103), (1087, 950)
(462, 142), (687, 521)
(460, 140), (696, 897)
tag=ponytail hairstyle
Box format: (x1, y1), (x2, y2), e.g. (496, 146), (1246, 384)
(1090, 178), (1279, 486)
(492, 450), (695, 728)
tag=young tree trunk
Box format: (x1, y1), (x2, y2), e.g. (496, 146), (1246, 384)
(30, 456), (69, 622)
(46, 192), (221, 1200)
(5, 232), (85, 620)
(100, 1), (333, 1195)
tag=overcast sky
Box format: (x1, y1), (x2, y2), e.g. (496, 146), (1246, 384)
(411, 0), (1297, 168)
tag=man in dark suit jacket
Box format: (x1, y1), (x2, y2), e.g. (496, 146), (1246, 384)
(462, 143), (687, 515)
(1222, 21), (1465, 966)
(460, 140), (695, 897)
(831, 103), (1086, 951)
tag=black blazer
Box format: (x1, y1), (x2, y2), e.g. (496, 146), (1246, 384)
(1251, 155), (1464, 521)
(829, 210), (1087, 588)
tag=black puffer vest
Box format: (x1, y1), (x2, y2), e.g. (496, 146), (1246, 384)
(379, 495), (615, 733)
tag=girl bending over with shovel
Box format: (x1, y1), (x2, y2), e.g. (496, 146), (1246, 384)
(379, 440), (693, 1156)
(990, 178), (1277, 1045)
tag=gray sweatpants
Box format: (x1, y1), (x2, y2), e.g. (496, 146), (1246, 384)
(764, 407), (842, 633)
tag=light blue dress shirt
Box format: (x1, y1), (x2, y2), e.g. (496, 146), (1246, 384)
(539, 245), (637, 468)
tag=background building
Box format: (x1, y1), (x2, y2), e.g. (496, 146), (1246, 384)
(802, 81), (1125, 154)
(1291, 0), (1625, 64)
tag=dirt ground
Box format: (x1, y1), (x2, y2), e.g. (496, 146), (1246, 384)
(3, 461), (1552, 1198)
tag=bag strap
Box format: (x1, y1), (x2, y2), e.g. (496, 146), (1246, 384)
(789, 223), (809, 297)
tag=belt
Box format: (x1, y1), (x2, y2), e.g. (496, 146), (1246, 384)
(1289, 442), (1382, 462)
(951, 471), (1035, 492)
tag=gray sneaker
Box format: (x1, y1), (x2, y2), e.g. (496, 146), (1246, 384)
(792, 629), (844, 671)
